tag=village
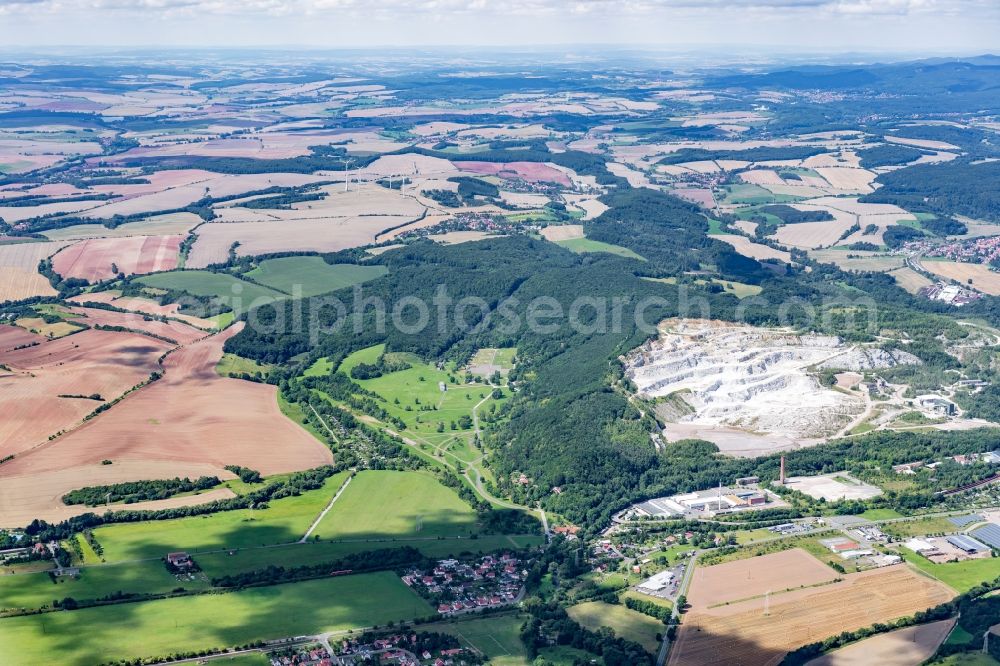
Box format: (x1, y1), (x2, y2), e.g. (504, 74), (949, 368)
(401, 553), (528, 616)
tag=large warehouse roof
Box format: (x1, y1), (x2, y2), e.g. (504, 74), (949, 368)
(971, 523), (1000, 549)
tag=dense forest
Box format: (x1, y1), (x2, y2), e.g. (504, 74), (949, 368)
(862, 160), (1000, 222)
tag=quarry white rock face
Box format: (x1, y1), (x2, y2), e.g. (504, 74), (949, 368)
(624, 319), (915, 442)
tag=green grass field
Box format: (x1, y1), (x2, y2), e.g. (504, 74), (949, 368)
(900, 550), (1000, 593)
(860, 508), (903, 520)
(91, 473), (350, 562)
(566, 601), (663, 654)
(313, 470), (480, 540)
(216, 353), (273, 378)
(138, 271), (284, 315)
(554, 237), (646, 261)
(421, 613), (529, 665)
(930, 655), (1000, 666)
(883, 516), (961, 538)
(244, 257), (387, 297)
(721, 184), (799, 205)
(0, 559), (209, 613)
(0, 572), (432, 666)
(334, 345), (508, 472)
(196, 533), (542, 579)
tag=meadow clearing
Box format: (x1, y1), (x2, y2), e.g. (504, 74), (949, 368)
(244, 256), (387, 297)
(138, 270), (285, 314)
(554, 236), (645, 260)
(566, 600), (664, 654)
(0, 572), (432, 666)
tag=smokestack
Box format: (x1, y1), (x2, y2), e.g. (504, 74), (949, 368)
(779, 456), (786, 485)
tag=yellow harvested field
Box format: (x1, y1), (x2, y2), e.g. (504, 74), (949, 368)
(809, 249), (905, 272)
(0, 199), (102, 223)
(68, 292), (217, 329)
(740, 169), (785, 186)
(361, 153), (459, 178)
(813, 167), (876, 192)
(0, 329), (172, 460)
(427, 231), (501, 245)
(688, 549), (839, 608)
(922, 260), (1000, 295)
(773, 218), (857, 249)
(82, 172), (326, 218)
(669, 566), (955, 666)
(188, 215), (421, 267)
(0, 240), (73, 301)
(888, 267), (935, 294)
(541, 225), (584, 241)
(806, 618), (955, 666)
(41, 212), (202, 241)
(885, 135), (959, 151)
(713, 234), (791, 262)
(499, 191), (550, 208)
(0, 324), (332, 526)
(564, 196), (609, 220)
(0, 463), (236, 527)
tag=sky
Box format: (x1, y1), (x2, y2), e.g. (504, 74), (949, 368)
(0, 0), (997, 54)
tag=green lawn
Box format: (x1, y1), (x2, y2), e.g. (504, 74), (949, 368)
(244, 257), (387, 297)
(303, 356), (335, 377)
(138, 271), (284, 315)
(930, 655), (1000, 666)
(0, 572), (432, 666)
(91, 473), (350, 562)
(312, 470), (480, 540)
(554, 237), (646, 261)
(566, 601), (663, 654)
(421, 614), (529, 665)
(900, 550), (1000, 593)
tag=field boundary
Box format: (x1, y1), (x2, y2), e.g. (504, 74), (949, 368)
(300, 473), (353, 543)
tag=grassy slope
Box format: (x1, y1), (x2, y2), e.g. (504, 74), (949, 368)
(555, 237), (646, 260)
(244, 257), (387, 297)
(312, 470), (479, 540)
(91, 473), (350, 562)
(0, 572), (431, 666)
(138, 271), (283, 310)
(566, 600), (663, 654)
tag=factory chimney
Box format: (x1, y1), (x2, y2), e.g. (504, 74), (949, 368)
(779, 456), (786, 485)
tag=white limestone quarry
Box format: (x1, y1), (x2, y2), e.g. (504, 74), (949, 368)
(623, 319), (914, 444)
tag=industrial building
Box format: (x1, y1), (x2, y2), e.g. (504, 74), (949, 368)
(945, 534), (990, 554)
(636, 570), (675, 594)
(971, 523), (1000, 550)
